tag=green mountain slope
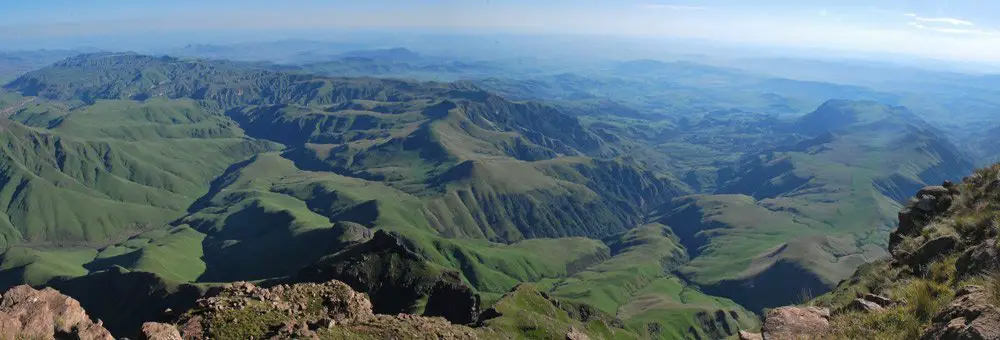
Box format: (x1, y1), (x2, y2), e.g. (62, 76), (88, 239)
(652, 100), (976, 311)
(546, 223), (759, 339)
(0, 53), (711, 336)
(0, 98), (275, 250)
(0, 52), (982, 338)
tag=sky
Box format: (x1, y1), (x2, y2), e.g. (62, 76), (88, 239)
(2, 0), (1000, 64)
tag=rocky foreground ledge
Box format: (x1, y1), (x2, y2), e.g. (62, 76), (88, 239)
(0, 278), (609, 340)
(159, 279), (477, 339)
(0, 284), (114, 339)
(0, 279), (479, 340)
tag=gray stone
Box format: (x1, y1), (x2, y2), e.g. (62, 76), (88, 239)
(846, 298), (885, 313)
(922, 286), (1000, 340)
(906, 235), (960, 270)
(761, 306), (830, 340)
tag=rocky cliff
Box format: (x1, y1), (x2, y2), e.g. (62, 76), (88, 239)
(0, 285), (113, 339)
(742, 164), (1000, 339)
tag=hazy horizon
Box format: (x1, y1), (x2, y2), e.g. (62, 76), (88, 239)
(2, 0), (1000, 69)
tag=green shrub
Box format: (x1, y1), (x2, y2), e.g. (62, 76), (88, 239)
(900, 279), (951, 322)
(926, 256), (957, 284)
(205, 301), (287, 339)
(829, 278), (952, 340)
(829, 308), (922, 340)
(985, 271), (1000, 307)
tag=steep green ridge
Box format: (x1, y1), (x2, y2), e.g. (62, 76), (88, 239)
(6, 53), (680, 244)
(0, 98), (275, 250)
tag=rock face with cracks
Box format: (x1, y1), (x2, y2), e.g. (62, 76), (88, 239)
(921, 286), (1000, 340)
(0, 285), (114, 340)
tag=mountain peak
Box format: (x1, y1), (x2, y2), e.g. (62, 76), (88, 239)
(794, 99), (918, 136)
(339, 47), (421, 62)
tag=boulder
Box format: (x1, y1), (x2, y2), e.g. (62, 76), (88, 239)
(890, 184), (959, 257)
(891, 208), (925, 256)
(917, 186), (951, 200)
(862, 293), (894, 307)
(566, 327), (591, 340)
(922, 286), (1000, 340)
(956, 239), (1000, 278)
(845, 298), (885, 313)
(739, 330), (764, 340)
(761, 306), (830, 340)
(0, 285), (114, 340)
(139, 322), (182, 340)
(906, 235), (959, 270)
(912, 186), (953, 214)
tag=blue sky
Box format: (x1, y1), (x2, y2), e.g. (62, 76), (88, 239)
(2, 0), (999, 63)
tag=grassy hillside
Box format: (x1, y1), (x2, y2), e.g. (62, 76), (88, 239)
(650, 100), (976, 311)
(0, 52), (984, 338)
(546, 224), (759, 339)
(0, 99), (276, 249)
(0, 53), (706, 337)
(792, 164), (1000, 339)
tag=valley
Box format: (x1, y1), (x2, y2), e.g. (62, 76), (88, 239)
(0, 48), (992, 339)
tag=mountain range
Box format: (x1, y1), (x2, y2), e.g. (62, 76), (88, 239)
(0, 50), (984, 338)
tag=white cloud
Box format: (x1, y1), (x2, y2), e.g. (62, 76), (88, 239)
(916, 17), (974, 26)
(904, 13), (974, 26)
(904, 13), (997, 36)
(642, 4), (708, 11)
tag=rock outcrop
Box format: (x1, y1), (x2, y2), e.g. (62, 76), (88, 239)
(296, 230), (481, 324)
(0, 285), (114, 340)
(45, 266), (205, 336)
(889, 183), (960, 258)
(956, 239), (1000, 278)
(840, 293), (894, 314)
(922, 286), (1000, 340)
(140, 322), (182, 340)
(566, 327), (590, 340)
(757, 170), (1000, 339)
(170, 279), (478, 339)
(904, 235), (959, 270)
(760, 306), (831, 340)
(423, 272), (481, 325)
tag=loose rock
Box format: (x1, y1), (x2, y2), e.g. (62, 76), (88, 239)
(738, 330), (763, 340)
(566, 327), (591, 340)
(761, 306), (830, 340)
(139, 322), (182, 340)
